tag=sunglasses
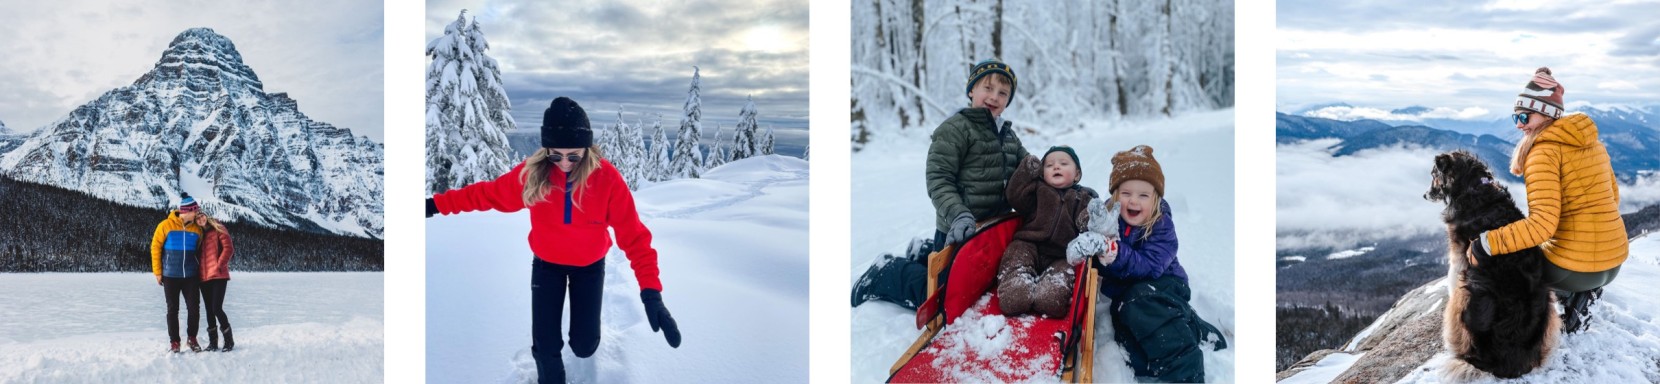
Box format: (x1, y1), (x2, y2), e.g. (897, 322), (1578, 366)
(1513, 112), (1530, 125)
(546, 153), (584, 163)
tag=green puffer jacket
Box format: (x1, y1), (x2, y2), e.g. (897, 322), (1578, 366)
(926, 107), (1030, 234)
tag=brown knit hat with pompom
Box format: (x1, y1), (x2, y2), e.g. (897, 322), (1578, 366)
(1110, 145), (1165, 197)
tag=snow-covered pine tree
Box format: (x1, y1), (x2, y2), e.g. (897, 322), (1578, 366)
(650, 116), (671, 182)
(425, 10), (517, 195)
(760, 125), (776, 155)
(670, 66), (706, 179)
(706, 122), (728, 169)
(612, 107), (648, 189)
(731, 95), (761, 161)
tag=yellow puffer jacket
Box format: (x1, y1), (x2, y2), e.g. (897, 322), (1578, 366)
(1487, 113), (1627, 272)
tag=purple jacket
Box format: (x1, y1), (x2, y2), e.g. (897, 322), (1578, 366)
(1098, 199), (1187, 300)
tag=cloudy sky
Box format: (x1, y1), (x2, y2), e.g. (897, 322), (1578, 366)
(424, 0), (809, 139)
(0, 1), (384, 141)
(1278, 0), (1660, 120)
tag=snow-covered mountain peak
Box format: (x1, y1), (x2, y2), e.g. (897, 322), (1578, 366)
(0, 28), (383, 239)
(133, 27), (263, 93)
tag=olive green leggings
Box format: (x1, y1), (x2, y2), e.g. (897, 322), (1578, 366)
(1544, 262), (1620, 295)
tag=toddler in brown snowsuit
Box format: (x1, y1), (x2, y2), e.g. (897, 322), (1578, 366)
(997, 146), (1096, 318)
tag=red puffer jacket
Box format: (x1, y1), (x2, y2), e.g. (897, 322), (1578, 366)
(199, 227), (233, 281)
(432, 158), (662, 291)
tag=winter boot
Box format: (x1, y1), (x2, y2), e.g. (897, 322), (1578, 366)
(852, 255), (927, 309)
(221, 329), (234, 352)
(205, 332), (219, 352)
(1561, 287), (1603, 334)
(169, 341), (181, 353)
(533, 347), (567, 384)
(187, 337), (202, 353)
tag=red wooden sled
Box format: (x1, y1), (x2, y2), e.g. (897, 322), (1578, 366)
(888, 216), (1100, 383)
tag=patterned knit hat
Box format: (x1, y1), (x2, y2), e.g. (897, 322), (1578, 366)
(541, 97), (593, 148)
(1110, 145), (1165, 197)
(1516, 67), (1564, 118)
(965, 58), (1017, 105)
(1044, 146), (1081, 179)
(178, 193), (199, 213)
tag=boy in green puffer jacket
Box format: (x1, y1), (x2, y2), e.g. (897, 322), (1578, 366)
(853, 58), (1029, 311)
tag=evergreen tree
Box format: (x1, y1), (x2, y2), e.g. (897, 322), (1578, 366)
(731, 95), (762, 161)
(670, 66), (706, 179)
(650, 117), (671, 182)
(760, 125), (776, 155)
(706, 123), (728, 169)
(425, 10), (517, 194)
(612, 107), (648, 190)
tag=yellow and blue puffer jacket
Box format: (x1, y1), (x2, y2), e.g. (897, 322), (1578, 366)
(1485, 113), (1628, 272)
(151, 211), (203, 279)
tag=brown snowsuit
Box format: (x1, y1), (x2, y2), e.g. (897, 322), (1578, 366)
(997, 155), (1094, 318)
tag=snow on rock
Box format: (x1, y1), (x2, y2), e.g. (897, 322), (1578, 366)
(1279, 235), (1660, 383)
(1326, 246), (1376, 260)
(0, 272), (384, 383)
(851, 109), (1236, 383)
(426, 155), (808, 383)
(0, 28), (383, 239)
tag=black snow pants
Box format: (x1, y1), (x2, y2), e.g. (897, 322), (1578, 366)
(850, 231), (946, 310)
(532, 257), (605, 384)
(1110, 275), (1226, 383)
(162, 277), (201, 343)
(201, 279), (232, 347)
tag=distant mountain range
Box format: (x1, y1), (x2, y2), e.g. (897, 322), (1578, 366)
(0, 28), (382, 238)
(1277, 105), (1660, 183)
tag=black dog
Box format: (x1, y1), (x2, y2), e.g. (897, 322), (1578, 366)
(1424, 151), (1559, 380)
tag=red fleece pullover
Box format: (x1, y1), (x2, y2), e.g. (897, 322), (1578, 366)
(433, 159), (662, 291)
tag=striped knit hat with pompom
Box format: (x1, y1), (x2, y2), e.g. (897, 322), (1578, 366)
(1516, 67), (1564, 118)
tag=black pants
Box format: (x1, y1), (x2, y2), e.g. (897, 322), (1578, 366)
(201, 279), (232, 344)
(162, 277), (201, 343)
(532, 257), (605, 384)
(1111, 275), (1217, 383)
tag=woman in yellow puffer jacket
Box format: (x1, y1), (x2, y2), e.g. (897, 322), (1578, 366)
(1471, 67), (1627, 334)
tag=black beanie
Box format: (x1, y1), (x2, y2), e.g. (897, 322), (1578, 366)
(1044, 145), (1081, 179)
(541, 97), (592, 148)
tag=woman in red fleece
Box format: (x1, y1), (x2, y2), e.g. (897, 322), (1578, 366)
(426, 97), (679, 384)
(195, 212), (234, 352)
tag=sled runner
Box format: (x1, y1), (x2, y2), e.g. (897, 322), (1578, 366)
(888, 216), (1100, 383)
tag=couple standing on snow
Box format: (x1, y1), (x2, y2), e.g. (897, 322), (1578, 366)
(151, 193), (235, 353)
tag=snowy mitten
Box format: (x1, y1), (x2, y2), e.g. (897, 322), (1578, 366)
(1066, 231), (1107, 266)
(1099, 241), (1119, 266)
(641, 289), (682, 348)
(1084, 198), (1120, 236)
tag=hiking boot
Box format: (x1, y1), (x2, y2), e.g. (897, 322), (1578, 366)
(187, 337), (202, 353)
(169, 341), (181, 353)
(1561, 288), (1603, 334)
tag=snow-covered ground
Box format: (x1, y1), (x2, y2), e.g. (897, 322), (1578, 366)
(1282, 234), (1660, 383)
(850, 109), (1237, 382)
(426, 155), (809, 383)
(0, 272), (383, 383)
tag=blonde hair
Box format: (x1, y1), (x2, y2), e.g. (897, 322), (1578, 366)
(195, 212), (226, 233)
(1109, 194), (1165, 242)
(1509, 114), (1551, 176)
(521, 145), (604, 208)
